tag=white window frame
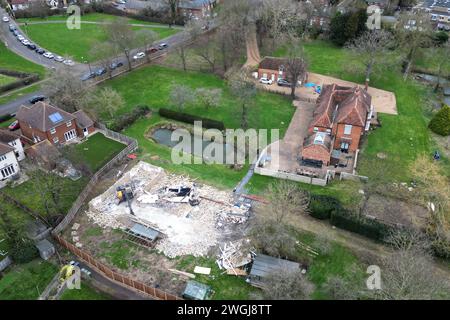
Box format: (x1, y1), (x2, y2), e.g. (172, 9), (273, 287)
(64, 129), (77, 142)
(1, 164), (15, 179)
(50, 127), (56, 135)
(313, 127), (319, 132)
(66, 121), (72, 127)
(344, 124), (352, 135)
(53, 137), (59, 144)
(9, 140), (17, 147)
(0, 155), (6, 161)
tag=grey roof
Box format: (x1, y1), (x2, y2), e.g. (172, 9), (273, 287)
(35, 239), (54, 252)
(16, 102), (75, 132)
(129, 223), (160, 241)
(0, 143), (14, 157)
(443, 87), (450, 96)
(179, 0), (215, 9)
(421, 0), (450, 9)
(249, 254), (300, 278)
(73, 110), (94, 129)
(183, 280), (211, 300)
(0, 129), (20, 144)
(303, 132), (332, 151)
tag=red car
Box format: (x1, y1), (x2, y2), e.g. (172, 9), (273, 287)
(8, 120), (20, 131)
(146, 47), (158, 54)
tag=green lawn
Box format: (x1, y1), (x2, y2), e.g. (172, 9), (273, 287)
(0, 83), (41, 106)
(60, 282), (112, 300)
(276, 40), (446, 182)
(75, 133), (126, 171)
(0, 259), (58, 300)
(0, 74), (16, 86)
(0, 43), (45, 77)
(20, 16), (179, 61)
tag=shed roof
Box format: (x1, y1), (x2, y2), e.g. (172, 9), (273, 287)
(35, 239), (54, 252)
(73, 110), (94, 129)
(183, 280), (211, 300)
(129, 223), (160, 241)
(249, 254), (300, 278)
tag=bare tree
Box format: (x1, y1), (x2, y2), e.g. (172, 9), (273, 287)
(42, 66), (93, 113)
(427, 40), (450, 91)
(228, 70), (257, 130)
(89, 42), (117, 79)
(170, 84), (195, 111)
(28, 0), (50, 19)
(261, 269), (314, 300)
(163, 0), (180, 26)
(285, 39), (308, 99)
(104, 18), (139, 71)
(195, 88), (222, 110)
(346, 30), (394, 89)
(85, 87), (124, 120)
(396, 11), (433, 80)
(136, 29), (158, 63)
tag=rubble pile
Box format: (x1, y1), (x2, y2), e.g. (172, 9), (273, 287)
(86, 161), (251, 258)
(216, 239), (253, 272)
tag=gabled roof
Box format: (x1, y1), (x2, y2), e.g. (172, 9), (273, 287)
(0, 129), (20, 144)
(16, 102), (76, 132)
(259, 57), (289, 71)
(303, 132), (332, 152)
(73, 110), (94, 129)
(310, 84), (371, 129)
(0, 143), (14, 157)
(249, 254), (300, 278)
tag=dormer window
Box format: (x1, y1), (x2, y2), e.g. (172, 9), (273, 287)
(313, 127), (319, 132)
(50, 128), (56, 134)
(344, 124), (352, 135)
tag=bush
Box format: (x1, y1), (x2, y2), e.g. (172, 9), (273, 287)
(108, 105), (150, 132)
(159, 108), (226, 131)
(0, 74), (40, 94)
(9, 240), (39, 264)
(432, 31), (449, 45)
(428, 105), (450, 136)
(308, 194), (340, 220)
(0, 113), (14, 123)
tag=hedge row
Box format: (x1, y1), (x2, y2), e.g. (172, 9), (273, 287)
(308, 194), (341, 220)
(108, 105), (150, 132)
(0, 69), (32, 78)
(0, 114), (14, 123)
(0, 74), (40, 94)
(159, 108), (226, 131)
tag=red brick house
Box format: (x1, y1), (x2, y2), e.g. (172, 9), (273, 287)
(301, 84), (373, 166)
(257, 57), (308, 84)
(16, 102), (95, 145)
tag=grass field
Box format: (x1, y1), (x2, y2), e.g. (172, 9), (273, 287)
(0, 43), (46, 77)
(60, 282), (112, 300)
(0, 259), (57, 300)
(19, 14), (179, 61)
(0, 74), (16, 86)
(74, 133), (126, 171)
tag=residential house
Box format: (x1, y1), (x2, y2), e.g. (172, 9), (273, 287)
(178, 0), (218, 19)
(257, 57), (308, 84)
(9, 0), (30, 11)
(415, 0), (450, 30)
(309, 0), (333, 30)
(16, 102), (95, 145)
(0, 141), (20, 181)
(0, 129), (25, 161)
(301, 84), (373, 166)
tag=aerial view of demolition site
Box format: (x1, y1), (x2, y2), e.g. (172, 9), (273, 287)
(64, 160), (277, 299)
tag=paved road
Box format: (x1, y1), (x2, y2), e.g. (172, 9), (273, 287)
(17, 20), (184, 30)
(0, 90), (45, 116)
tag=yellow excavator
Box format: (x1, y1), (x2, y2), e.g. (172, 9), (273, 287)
(59, 264), (77, 283)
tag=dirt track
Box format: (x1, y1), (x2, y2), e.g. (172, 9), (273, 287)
(243, 28), (261, 68)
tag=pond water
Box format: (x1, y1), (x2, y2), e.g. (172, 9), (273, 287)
(414, 73), (449, 85)
(151, 128), (240, 162)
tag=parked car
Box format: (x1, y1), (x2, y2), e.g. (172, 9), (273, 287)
(277, 79), (291, 87)
(27, 43), (37, 50)
(17, 35), (25, 41)
(54, 55), (64, 62)
(8, 120), (20, 131)
(63, 59), (75, 66)
(9, 24), (16, 31)
(259, 77), (273, 85)
(43, 52), (54, 59)
(117, 0), (126, 4)
(109, 61), (124, 70)
(29, 95), (46, 104)
(80, 72), (96, 81)
(12, 29), (19, 36)
(146, 47), (158, 54)
(133, 52), (145, 60)
(95, 67), (107, 76)
(35, 48), (45, 54)
(158, 43), (168, 50)
(21, 39), (31, 46)
(2, 16), (9, 23)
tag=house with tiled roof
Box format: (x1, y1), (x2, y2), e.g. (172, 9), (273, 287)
(257, 57), (308, 84)
(301, 84), (373, 166)
(16, 102), (95, 145)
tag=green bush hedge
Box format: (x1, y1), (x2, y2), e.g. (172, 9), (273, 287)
(109, 105), (150, 132)
(0, 114), (14, 123)
(428, 105), (450, 136)
(0, 74), (40, 94)
(159, 108), (226, 131)
(308, 194), (340, 220)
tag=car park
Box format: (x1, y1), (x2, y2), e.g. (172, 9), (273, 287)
(158, 43), (168, 50)
(110, 61), (124, 70)
(63, 59), (75, 66)
(8, 120), (20, 131)
(2, 16), (9, 23)
(29, 95), (46, 104)
(133, 52), (145, 60)
(43, 52), (54, 59)
(54, 55), (64, 62)
(259, 77), (273, 85)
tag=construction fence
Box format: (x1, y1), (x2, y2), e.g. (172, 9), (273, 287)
(52, 125), (138, 235)
(54, 235), (182, 300)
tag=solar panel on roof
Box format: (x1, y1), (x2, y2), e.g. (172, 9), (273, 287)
(49, 112), (63, 123)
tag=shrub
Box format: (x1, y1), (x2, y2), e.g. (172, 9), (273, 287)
(0, 114), (14, 123)
(428, 105), (450, 136)
(0, 74), (40, 94)
(308, 194), (340, 220)
(159, 108), (225, 130)
(9, 240), (39, 264)
(108, 105), (150, 132)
